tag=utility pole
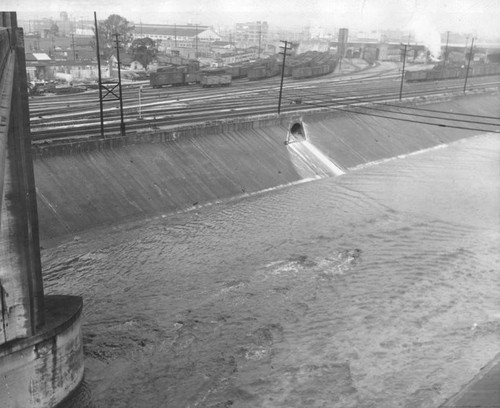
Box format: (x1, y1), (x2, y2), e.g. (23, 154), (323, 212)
(278, 40), (291, 115)
(94, 11), (104, 138)
(94, 12), (126, 138)
(114, 33), (126, 136)
(195, 24), (198, 58)
(399, 44), (407, 100)
(258, 24), (262, 58)
(463, 37), (474, 93)
(444, 31), (450, 64)
(174, 24), (177, 47)
(71, 33), (76, 61)
(138, 85), (143, 119)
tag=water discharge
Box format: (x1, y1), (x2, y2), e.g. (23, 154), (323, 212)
(301, 140), (345, 176)
(286, 121), (345, 177)
(45, 134), (500, 408)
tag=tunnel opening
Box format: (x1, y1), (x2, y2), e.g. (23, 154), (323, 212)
(285, 121), (307, 145)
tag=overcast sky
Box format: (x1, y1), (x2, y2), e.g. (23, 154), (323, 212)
(3, 0), (500, 38)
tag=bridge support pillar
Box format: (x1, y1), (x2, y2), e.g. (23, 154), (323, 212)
(0, 12), (84, 407)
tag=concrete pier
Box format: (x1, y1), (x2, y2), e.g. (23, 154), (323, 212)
(0, 12), (83, 407)
(0, 296), (83, 407)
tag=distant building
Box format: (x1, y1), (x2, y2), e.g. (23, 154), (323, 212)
(234, 21), (268, 52)
(353, 30), (381, 43)
(133, 24), (220, 49)
(57, 11), (72, 37)
(25, 52), (104, 82)
(23, 35), (95, 61)
(109, 54), (144, 71)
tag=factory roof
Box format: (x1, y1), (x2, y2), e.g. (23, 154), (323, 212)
(27, 52), (52, 61)
(133, 24), (212, 38)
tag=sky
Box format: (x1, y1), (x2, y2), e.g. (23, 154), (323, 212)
(3, 0), (500, 38)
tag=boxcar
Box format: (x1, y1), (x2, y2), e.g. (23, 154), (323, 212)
(248, 66), (267, 81)
(404, 70), (428, 81)
(200, 74), (231, 87)
(184, 72), (201, 84)
(150, 71), (184, 88)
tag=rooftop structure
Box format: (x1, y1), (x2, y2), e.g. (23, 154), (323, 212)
(133, 23), (219, 43)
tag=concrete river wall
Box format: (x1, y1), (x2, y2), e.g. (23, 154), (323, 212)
(32, 92), (499, 244)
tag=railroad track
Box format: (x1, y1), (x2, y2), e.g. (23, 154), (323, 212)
(29, 66), (500, 141)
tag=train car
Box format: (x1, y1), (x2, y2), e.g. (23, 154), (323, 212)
(239, 65), (249, 78)
(471, 63), (500, 76)
(200, 74), (231, 87)
(184, 72), (201, 84)
(186, 60), (200, 73)
(247, 65), (279, 81)
(150, 71), (184, 88)
(248, 66), (267, 81)
(406, 63), (500, 82)
(404, 70), (429, 82)
(224, 65), (248, 79)
(291, 67), (313, 79)
(428, 67), (461, 80)
(291, 61), (336, 80)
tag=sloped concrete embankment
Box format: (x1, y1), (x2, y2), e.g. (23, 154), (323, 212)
(33, 92), (499, 243)
(303, 93), (500, 169)
(34, 123), (334, 243)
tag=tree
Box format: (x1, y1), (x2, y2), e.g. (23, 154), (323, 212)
(93, 14), (134, 60)
(129, 38), (158, 68)
(49, 23), (59, 37)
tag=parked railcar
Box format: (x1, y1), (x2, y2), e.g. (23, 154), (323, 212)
(405, 63), (500, 82)
(184, 72), (201, 84)
(404, 70), (428, 81)
(224, 65), (248, 79)
(150, 71), (184, 88)
(200, 74), (231, 87)
(247, 65), (279, 81)
(291, 61), (336, 79)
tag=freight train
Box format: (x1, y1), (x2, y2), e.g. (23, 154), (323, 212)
(405, 63), (500, 82)
(149, 51), (338, 88)
(291, 62), (337, 80)
(150, 63), (232, 88)
(150, 70), (232, 88)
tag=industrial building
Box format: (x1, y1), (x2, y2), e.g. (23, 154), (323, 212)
(234, 21), (268, 52)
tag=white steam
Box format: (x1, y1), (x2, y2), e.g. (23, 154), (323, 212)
(407, 15), (442, 59)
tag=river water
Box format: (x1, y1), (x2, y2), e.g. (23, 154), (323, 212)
(43, 133), (500, 408)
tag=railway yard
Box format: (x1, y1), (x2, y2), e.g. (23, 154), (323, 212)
(29, 60), (500, 141)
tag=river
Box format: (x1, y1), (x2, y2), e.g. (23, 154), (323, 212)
(43, 133), (500, 408)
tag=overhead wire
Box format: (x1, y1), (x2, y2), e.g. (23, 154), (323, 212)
(296, 91), (500, 128)
(279, 89), (500, 134)
(326, 90), (500, 122)
(283, 86), (500, 130)
(379, 101), (500, 120)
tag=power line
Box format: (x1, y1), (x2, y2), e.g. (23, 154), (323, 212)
(279, 92), (500, 134)
(306, 100), (500, 134)
(288, 87), (500, 128)
(380, 101), (500, 121)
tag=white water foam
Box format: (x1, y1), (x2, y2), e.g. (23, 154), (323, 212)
(299, 140), (346, 176)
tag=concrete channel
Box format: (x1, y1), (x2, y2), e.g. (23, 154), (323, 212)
(32, 91), (499, 245)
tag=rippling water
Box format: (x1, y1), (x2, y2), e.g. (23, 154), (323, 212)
(44, 134), (500, 408)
